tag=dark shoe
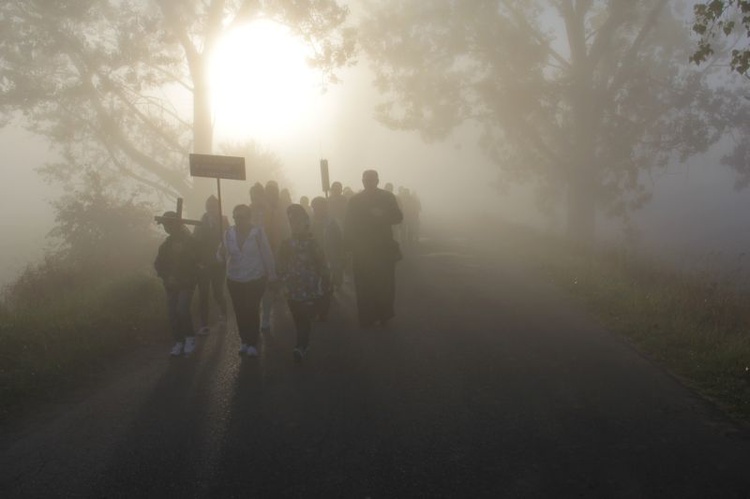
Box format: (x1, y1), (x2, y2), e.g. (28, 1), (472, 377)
(293, 346), (308, 363)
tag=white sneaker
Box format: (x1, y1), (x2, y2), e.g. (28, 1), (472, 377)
(183, 336), (197, 355)
(238, 343), (249, 355)
(246, 345), (259, 358)
(197, 326), (210, 336)
(169, 342), (184, 356)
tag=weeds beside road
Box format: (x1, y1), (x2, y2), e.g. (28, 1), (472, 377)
(489, 223), (750, 423)
(0, 272), (164, 420)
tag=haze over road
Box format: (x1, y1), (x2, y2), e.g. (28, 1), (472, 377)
(1, 234), (749, 498)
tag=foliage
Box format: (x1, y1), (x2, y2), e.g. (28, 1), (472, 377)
(5, 169), (160, 309)
(0, 0), (357, 206)
(692, 0), (750, 77)
(0, 168), (165, 418)
(360, 1), (749, 240)
(0, 273), (165, 419)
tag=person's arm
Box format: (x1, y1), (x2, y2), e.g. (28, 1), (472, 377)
(276, 240), (289, 281)
(312, 239), (331, 290)
(154, 242), (167, 279)
(343, 198), (357, 251)
(328, 221), (344, 265)
(258, 227), (277, 281)
(216, 229), (229, 263)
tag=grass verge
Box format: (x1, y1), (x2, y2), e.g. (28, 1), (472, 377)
(0, 273), (166, 420)
(501, 224), (750, 423)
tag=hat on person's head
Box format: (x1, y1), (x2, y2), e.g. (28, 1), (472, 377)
(157, 211), (180, 224)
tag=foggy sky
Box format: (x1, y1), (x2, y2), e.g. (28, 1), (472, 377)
(2, 1), (750, 288)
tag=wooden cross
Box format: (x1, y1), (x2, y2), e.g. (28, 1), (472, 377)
(153, 198), (202, 226)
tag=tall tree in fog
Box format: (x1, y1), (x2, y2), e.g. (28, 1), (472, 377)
(0, 0), (355, 206)
(361, 1), (748, 242)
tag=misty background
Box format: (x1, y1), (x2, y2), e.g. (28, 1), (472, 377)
(2, 0), (749, 287)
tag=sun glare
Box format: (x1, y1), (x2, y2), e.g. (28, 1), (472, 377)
(209, 20), (319, 143)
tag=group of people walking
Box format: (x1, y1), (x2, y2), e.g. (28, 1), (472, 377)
(154, 170), (406, 362)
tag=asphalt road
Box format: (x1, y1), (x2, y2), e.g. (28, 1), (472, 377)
(1, 235), (749, 498)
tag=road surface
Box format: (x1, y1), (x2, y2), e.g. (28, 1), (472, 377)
(1, 234), (749, 498)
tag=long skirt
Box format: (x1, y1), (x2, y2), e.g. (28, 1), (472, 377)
(352, 255), (396, 327)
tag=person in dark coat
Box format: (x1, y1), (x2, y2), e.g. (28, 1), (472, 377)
(311, 196), (344, 320)
(154, 211), (200, 356)
(343, 170), (403, 328)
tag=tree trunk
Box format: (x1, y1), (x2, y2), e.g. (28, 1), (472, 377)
(186, 62), (216, 218)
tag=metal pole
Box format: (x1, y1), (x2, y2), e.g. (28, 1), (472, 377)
(216, 178), (224, 230)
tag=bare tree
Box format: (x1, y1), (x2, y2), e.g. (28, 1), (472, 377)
(0, 0), (356, 208)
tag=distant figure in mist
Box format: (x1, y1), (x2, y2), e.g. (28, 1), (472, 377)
(398, 187), (422, 248)
(218, 204), (277, 358)
(193, 195), (228, 335)
(311, 196), (345, 318)
(280, 187), (293, 214)
(344, 170), (404, 328)
(328, 181), (348, 229)
(154, 212), (200, 357)
(277, 204), (331, 362)
(300, 196), (313, 218)
(261, 180), (290, 334)
(249, 182), (267, 229)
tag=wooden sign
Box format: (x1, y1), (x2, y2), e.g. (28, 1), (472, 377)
(189, 153), (246, 180)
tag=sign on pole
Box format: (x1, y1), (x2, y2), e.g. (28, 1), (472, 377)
(188, 154), (246, 234)
(320, 159), (330, 193)
(190, 153), (246, 180)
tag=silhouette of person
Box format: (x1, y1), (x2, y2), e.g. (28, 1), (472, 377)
(344, 170), (403, 328)
(193, 195), (229, 335)
(300, 195), (313, 218)
(260, 180), (289, 334)
(249, 182), (267, 229)
(218, 204), (277, 357)
(154, 211), (200, 357)
(328, 181), (348, 229)
(405, 189), (422, 246)
(280, 187), (293, 214)
(311, 196), (344, 318)
(277, 204), (331, 362)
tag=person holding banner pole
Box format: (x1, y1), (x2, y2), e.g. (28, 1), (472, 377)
(194, 195), (229, 335)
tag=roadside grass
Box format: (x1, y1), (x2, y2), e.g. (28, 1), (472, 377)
(501, 225), (750, 422)
(0, 272), (166, 420)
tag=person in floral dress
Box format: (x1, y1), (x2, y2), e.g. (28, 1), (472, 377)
(276, 204), (331, 362)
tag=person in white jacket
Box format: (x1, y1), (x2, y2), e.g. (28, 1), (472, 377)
(218, 204), (277, 357)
